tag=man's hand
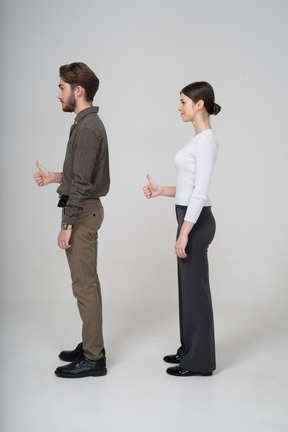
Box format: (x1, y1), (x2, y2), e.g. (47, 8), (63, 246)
(33, 161), (63, 186)
(33, 161), (53, 187)
(58, 229), (72, 249)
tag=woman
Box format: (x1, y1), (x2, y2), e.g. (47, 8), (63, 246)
(143, 81), (221, 377)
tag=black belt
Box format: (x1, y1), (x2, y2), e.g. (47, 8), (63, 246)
(175, 204), (187, 209)
(58, 195), (69, 208)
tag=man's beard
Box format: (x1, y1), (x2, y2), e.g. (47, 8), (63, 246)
(62, 92), (76, 112)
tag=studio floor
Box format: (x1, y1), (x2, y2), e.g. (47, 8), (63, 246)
(1, 295), (287, 432)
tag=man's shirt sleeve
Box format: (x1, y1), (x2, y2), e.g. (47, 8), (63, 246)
(64, 127), (100, 225)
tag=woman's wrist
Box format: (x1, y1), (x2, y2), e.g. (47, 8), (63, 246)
(180, 221), (194, 236)
(159, 186), (176, 197)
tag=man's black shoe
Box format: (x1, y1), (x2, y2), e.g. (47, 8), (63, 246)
(55, 354), (107, 378)
(163, 354), (181, 364)
(59, 342), (84, 362)
(59, 343), (106, 362)
(166, 366), (212, 377)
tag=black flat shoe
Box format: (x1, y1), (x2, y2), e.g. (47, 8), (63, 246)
(59, 343), (106, 362)
(166, 366), (212, 377)
(55, 354), (107, 378)
(163, 354), (181, 364)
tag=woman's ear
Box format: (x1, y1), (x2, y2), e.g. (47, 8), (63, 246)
(197, 99), (204, 110)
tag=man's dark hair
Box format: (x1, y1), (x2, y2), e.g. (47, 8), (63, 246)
(59, 62), (99, 102)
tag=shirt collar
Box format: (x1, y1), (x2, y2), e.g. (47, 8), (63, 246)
(74, 106), (99, 124)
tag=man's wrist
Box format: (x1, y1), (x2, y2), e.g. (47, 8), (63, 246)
(61, 221), (73, 230)
(51, 172), (63, 184)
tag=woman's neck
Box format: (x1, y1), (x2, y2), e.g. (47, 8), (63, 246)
(192, 116), (212, 135)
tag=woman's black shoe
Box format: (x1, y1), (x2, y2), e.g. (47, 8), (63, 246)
(163, 354), (181, 364)
(166, 366), (212, 377)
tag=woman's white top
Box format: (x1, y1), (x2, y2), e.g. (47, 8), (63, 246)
(174, 129), (218, 223)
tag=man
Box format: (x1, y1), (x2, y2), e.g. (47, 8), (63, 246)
(33, 62), (110, 378)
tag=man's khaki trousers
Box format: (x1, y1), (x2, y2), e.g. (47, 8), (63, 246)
(65, 199), (104, 361)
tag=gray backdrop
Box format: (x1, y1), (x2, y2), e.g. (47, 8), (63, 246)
(0, 0), (287, 403)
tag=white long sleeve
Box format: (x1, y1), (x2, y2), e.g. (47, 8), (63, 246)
(174, 129), (218, 223)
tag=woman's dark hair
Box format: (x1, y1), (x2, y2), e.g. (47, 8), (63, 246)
(180, 81), (221, 115)
(59, 62), (99, 102)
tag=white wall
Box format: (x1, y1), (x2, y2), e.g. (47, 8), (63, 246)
(1, 0), (287, 347)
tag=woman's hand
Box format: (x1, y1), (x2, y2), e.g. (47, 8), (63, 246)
(143, 174), (160, 198)
(175, 221), (194, 258)
(175, 234), (188, 259)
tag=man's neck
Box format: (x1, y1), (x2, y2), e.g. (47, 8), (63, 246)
(74, 101), (93, 115)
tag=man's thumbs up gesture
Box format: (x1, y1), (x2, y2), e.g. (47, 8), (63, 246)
(33, 161), (62, 187)
(33, 161), (52, 187)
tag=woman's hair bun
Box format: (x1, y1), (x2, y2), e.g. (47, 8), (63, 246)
(180, 82), (221, 116)
(213, 103), (221, 115)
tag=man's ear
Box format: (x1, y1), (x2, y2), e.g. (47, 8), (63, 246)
(74, 85), (85, 98)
